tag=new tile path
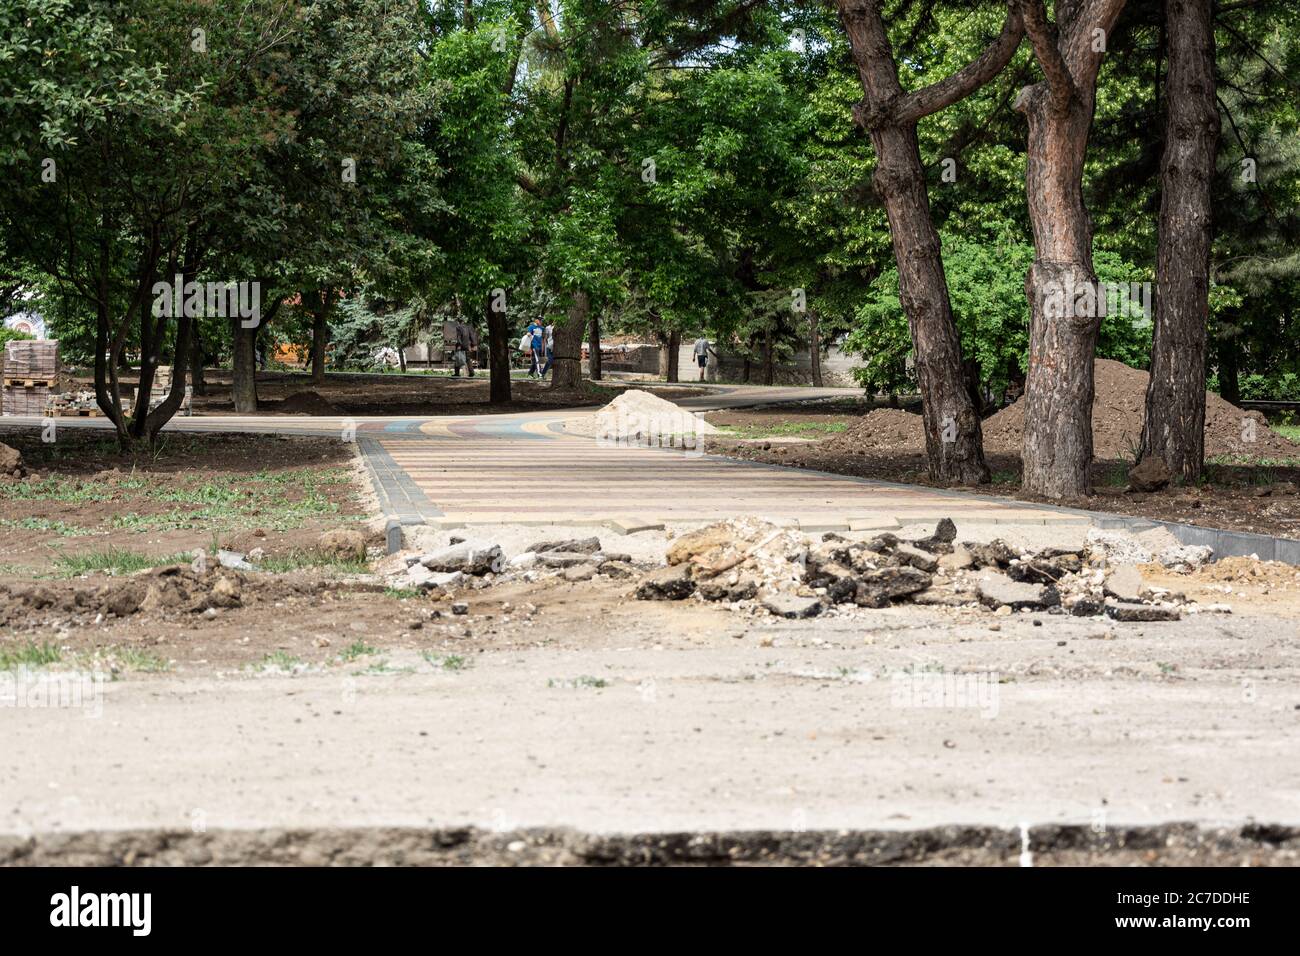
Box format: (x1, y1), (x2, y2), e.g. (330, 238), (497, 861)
(2, 384), (1086, 532)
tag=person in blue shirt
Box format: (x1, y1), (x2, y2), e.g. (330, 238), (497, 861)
(527, 321), (545, 378)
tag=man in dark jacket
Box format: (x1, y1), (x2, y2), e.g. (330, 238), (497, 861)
(452, 321), (476, 378)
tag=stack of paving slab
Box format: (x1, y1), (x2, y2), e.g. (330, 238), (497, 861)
(2, 339), (59, 416)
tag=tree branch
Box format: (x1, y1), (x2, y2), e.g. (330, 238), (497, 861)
(897, 2), (1025, 124)
(1019, 0), (1076, 112)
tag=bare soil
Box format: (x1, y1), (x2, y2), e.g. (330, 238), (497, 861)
(0, 428), (370, 572)
(4, 822), (1295, 866)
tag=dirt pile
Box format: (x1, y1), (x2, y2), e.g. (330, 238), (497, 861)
(276, 391), (344, 416)
(819, 407), (927, 454)
(981, 359), (1299, 459)
(0, 441), (25, 478)
(814, 360), (1299, 462)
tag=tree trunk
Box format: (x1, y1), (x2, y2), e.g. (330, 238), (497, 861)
(666, 329), (680, 382)
(836, 0), (1007, 484)
(190, 329), (206, 397)
(588, 313), (602, 381)
(763, 327), (774, 385)
(486, 293), (512, 403)
(809, 310), (824, 387)
(551, 290), (587, 389)
(232, 319), (259, 413)
(1014, 0), (1129, 499)
(1018, 99), (1101, 499)
(306, 290), (332, 385)
(1139, 0), (1217, 482)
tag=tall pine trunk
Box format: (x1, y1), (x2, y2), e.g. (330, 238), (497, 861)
(836, 0), (1022, 484)
(1017, 96), (1100, 498)
(1140, 0), (1217, 481)
(1015, 0), (1129, 499)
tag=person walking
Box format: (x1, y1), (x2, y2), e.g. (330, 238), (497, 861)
(451, 320), (474, 377)
(692, 335), (715, 382)
(541, 322), (555, 378)
(466, 322), (479, 378)
(527, 320), (545, 378)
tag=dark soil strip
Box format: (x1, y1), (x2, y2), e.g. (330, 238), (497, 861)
(4, 823), (1296, 867)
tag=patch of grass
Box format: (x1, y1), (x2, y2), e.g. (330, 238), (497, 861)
(256, 651), (305, 673)
(0, 641), (62, 671)
(716, 420), (849, 440)
(385, 587), (422, 600)
(988, 468), (1019, 484)
(548, 674), (608, 689)
(0, 476), (113, 503)
(423, 652), (471, 671)
(53, 548), (190, 577)
(112, 648), (170, 673)
(1206, 453), (1300, 469)
(1274, 424), (1300, 442)
(258, 550), (370, 574)
(339, 640), (379, 662)
(353, 658), (413, 676)
(0, 516), (97, 537)
(1101, 464), (1130, 487)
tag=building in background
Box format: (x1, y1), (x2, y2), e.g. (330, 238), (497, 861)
(3, 310), (46, 340)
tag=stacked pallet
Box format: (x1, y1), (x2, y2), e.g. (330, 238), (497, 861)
(2, 383), (50, 416)
(2, 340), (59, 416)
(4, 339), (59, 379)
(46, 390), (110, 417)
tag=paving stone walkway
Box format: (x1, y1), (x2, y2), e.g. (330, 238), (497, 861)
(2, 384), (1088, 532)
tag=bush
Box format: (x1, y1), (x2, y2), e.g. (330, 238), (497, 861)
(0, 326), (34, 350)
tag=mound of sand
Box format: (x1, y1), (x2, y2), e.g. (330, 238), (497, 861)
(818, 359), (1300, 461)
(565, 389), (717, 440)
(276, 391), (344, 416)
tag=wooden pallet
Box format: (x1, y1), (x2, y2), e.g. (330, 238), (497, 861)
(46, 407), (103, 417)
(2, 377), (57, 388)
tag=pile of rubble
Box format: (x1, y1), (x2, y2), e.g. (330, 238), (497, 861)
(393, 535), (643, 591)
(632, 518), (1217, 622)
